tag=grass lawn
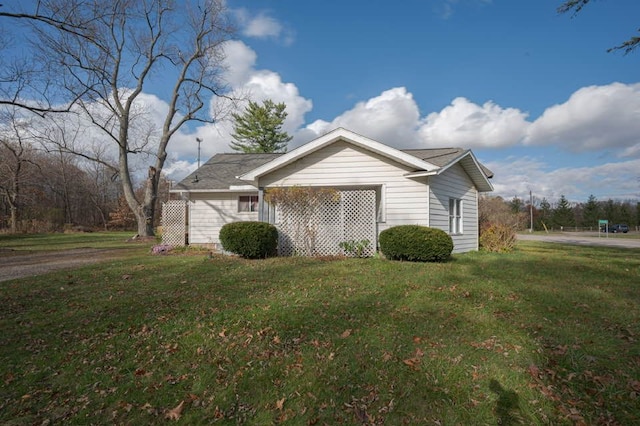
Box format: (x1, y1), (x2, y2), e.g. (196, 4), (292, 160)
(1, 237), (639, 424)
(0, 231), (144, 252)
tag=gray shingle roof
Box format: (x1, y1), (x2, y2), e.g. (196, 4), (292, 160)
(173, 153), (283, 191)
(173, 146), (493, 192)
(401, 148), (494, 178)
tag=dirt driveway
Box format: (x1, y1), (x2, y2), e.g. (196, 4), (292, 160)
(0, 248), (133, 282)
(517, 232), (640, 249)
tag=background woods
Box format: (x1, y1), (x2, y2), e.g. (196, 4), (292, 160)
(480, 194), (640, 233)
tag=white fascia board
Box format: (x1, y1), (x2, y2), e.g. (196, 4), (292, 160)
(169, 188), (258, 194)
(229, 184), (259, 191)
(404, 170), (439, 178)
(238, 127), (439, 183)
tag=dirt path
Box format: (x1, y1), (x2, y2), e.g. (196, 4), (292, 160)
(0, 248), (133, 282)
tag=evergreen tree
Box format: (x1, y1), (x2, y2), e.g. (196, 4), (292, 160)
(229, 100), (292, 153)
(510, 196), (523, 214)
(537, 197), (552, 230)
(553, 195), (575, 228)
(581, 194), (600, 228)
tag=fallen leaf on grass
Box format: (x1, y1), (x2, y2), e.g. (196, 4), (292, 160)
(276, 397), (285, 410)
(4, 373), (15, 385)
(165, 400), (185, 420)
(403, 348), (425, 370)
(340, 329), (352, 338)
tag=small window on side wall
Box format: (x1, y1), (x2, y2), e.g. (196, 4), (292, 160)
(238, 195), (259, 212)
(449, 198), (462, 234)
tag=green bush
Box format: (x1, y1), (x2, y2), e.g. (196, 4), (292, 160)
(219, 221), (278, 259)
(479, 223), (516, 252)
(379, 225), (453, 262)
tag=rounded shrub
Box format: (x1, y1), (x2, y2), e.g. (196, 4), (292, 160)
(379, 225), (453, 262)
(219, 221), (278, 259)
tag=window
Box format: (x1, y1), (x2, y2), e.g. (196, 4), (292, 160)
(449, 198), (462, 234)
(238, 195), (259, 212)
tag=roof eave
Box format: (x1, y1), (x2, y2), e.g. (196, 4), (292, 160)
(411, 150), (494, 192)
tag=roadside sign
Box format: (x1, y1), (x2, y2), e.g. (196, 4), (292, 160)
(598, 219), (608, 237)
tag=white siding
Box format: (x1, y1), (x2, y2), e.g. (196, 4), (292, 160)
(185, 142), (482, 254)
(188, 192), (258, 246)
(259, 141), (430, 233)
(429, 163), (479, 253)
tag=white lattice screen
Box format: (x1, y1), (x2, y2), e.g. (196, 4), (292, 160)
(276, 189), (376, 257)
(161, 200), (187, 246)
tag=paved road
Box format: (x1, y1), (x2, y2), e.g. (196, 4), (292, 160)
(517, 232), (640, 249)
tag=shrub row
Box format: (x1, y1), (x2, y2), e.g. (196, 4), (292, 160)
(220, 222), (454, 262)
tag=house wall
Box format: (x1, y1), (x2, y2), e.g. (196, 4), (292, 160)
(188, 192), (258, 246)
(259, 141), (430, 233)
(429, 163), (479, 253)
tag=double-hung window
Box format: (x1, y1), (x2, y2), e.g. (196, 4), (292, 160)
(238, 195), (259, 212)
(449, 198), (462, 234)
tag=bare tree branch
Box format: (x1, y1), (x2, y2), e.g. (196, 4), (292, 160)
(558, 0), (639, 54)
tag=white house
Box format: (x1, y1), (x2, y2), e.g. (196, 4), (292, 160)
(168, 128), (493, 255)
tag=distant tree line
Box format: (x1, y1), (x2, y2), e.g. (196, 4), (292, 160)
(0, 135), (171, 233)
(481, 194), (640, 232)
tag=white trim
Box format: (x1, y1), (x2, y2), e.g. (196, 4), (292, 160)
(229, 184), (259, 191)
(449, 198), (463, 235)
(237, 128), (439, 183)
(170, 188), (258, 194)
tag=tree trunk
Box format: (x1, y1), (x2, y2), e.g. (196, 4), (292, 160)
(134, 166), (159, 237)
(9, 206), (18, 233)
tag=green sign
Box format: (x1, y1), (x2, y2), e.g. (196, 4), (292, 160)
(598, 219), (608, 225)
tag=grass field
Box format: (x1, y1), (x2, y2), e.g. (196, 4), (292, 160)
(1, 235), (639, 424)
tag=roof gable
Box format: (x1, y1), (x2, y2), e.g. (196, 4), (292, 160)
(238, 128), (439, 183)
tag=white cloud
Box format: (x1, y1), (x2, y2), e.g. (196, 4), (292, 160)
(219, 40), (257, 87)
(299, 87), (421, 147)
(233, 8), (293, 45)
(216, 41), (312, 135)
(485, 156), (640, 202)
(418, 97), (530, 149)
(524, 82), (640, 156)
(244, 14), (282, 38)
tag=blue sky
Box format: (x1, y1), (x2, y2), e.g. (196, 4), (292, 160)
(167, 0), (639, 204)
(5, 0), (640, 204)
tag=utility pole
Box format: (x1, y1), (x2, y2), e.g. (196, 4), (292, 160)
(196, 137), (202, 168)
(530, 190), (533, 232)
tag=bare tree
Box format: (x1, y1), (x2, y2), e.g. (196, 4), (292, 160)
(0, 110), (40, 232)
(0, 0), (235, 236)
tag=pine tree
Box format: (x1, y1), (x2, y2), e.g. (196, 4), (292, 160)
(229, 100), (292, 153)
(537, 197), (552, 230)
(581, 194), (600, 228)
(552, 195), (575, 228)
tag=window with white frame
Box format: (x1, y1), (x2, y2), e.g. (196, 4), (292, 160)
(449, 198), (462, 234)
(238, 195), (259, 212)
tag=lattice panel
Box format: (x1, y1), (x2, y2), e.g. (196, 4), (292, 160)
(161, 200), (187, 246)
(277, 189), (376, 257)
